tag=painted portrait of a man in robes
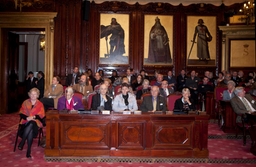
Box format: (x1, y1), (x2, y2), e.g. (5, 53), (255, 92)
(144, 15), (173, 65)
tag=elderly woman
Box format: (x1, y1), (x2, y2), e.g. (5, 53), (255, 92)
(91, 84), (112, 111)
(57, 87), (84, 111)
(136, 79), (151, 99)
(223, 80), (236, 101)
(18, 88), (45, 158)
(112, 83), (138, 112)
(174, 88), (196, 112)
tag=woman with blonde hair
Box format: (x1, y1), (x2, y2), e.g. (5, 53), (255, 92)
(18, 88), (45, 158)
(174, 88), (196, 112)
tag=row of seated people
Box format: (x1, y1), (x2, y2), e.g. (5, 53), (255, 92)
(57, 83), (195, 113)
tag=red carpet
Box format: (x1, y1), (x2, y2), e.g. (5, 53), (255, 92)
(0, 113), (255, 167)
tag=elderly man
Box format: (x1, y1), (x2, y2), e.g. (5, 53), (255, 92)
(230, 87), (256, 155)
(91, 84), (112, 111)
(73, 74), (93, 98)
(140, 86), (167, 112)
(159, 80), (174, 98)
(57, 87), (84, 111)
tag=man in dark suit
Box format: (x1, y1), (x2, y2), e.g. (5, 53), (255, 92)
(177, 69), (187, 92)
(66, 66), (80, 86)
(230, 87), (256, 155)
(25, 71), (38, 93)
(164, 70), (176, 91)
(159, 80), (174, 98)
(139, 86), (167, 112)
(91, 84), (112, 111)
(126, 68), (136, 85)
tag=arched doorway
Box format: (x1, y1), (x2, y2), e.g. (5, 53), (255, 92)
(0, 12), (57, 114)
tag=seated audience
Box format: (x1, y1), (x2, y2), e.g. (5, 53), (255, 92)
(126, 68), (136, 85)
(136, 79), (151, 99)
(57, 87), (84, 111)
(103, 78), (114, 98)
(177, 69), (187, 92)
(231, 71), (241, 86)
(140, 86), (167, 112)
(91, 84), (112, 111)
(174, 88), (196, 112)
(222, 80), (236, 101)
(98, 69), (104, 78)
(164, 70), (177, 90)
(65, 66), (80, 86)
(40, 76), (63, 111)
(197, 76), (214, 97)
(219, 73), (231, 86)
(215, 72), (224, 86)
(109, 70), (119, 84)
(242, 76), (254, 88)
(185, 70), (200, 104)
(159, 80), (174, 98)
(112, 83), (138, 112)
(86, 68), (94, 81)
(18, 88), (45, 158)
(91, 72), (103, 90)
(230, 87), (256, 155)
(132, 74), (143, 91)
(249, 81), (256, 96)
(154, 73), (164, 87)
(238, 70), (245, 83)
(140, 69), (149, 81)
(73, 74), (93, 98)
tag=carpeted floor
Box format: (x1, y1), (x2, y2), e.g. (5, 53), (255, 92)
(0, 113), (255, 167)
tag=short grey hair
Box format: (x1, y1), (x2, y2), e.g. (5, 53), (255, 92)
(227, 80), (236, 87)
(234, 87), (244, 96)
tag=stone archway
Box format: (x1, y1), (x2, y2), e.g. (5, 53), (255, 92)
(0, 12), (57, 114)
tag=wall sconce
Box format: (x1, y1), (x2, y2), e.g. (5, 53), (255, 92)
(238, 0), (255, 25)
(39, 35), (45, 51)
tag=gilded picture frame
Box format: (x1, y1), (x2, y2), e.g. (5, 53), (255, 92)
(99, 13), (129, 65)
(186, 16), (216, 66)
(144, 15), (173, 65)
(230, 39), (256, 67)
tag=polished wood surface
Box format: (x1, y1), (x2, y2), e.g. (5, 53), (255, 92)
(45, 110), (209, 158)
(220, 100), (236, 133)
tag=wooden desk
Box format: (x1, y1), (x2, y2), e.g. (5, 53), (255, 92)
(45, 110), (209, 158)
(220, 101), (237, 133)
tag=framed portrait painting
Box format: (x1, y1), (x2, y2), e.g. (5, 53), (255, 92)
(144, 15), (173, 65)
(99, 14), (129, 65)
(230, 39), (255, 67)
(186, 16), (216, 66)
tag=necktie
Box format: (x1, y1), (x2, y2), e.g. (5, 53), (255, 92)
(241, 97), (251, 111)
(153, 98), (157, 111)
(165, 88), (169, 96)
(72, 74), (76, 85)
(52, 85), (55, 91)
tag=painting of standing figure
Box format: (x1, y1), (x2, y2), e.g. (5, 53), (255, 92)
(144, 15), (173, 65)
(187, 16), (216, 66)
(100, 14), (129, 65)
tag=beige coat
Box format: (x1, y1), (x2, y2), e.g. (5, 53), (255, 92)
(44, 83), (63, 109)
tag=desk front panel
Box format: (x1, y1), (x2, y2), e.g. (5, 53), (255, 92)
(45, 111), (209, 158)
